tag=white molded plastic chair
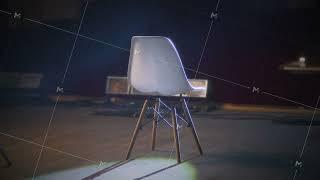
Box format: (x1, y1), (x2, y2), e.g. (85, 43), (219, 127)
(126, 36), (203, 163)
(128, 36), (203, 96)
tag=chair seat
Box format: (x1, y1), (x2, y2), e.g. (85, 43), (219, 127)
(128, 36), (197, 96)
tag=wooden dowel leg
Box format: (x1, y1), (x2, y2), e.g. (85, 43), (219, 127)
(182, 99), (203, 155)
(171, 107), (181, 163)
(151, 98), (160, 151)
(125, 99), (148, 160)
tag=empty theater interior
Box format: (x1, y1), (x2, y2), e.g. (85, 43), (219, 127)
(1, 0), (320, 179)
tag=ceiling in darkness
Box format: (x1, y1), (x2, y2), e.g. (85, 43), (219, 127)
(6, 0), (319, 20)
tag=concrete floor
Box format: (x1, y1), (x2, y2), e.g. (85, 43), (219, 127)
(0, 102), (319, 180)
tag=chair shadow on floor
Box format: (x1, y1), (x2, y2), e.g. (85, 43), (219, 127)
(81, 151), (156, 180)
(81, 158), (135, 180)
(134, 153), (201, 180)
(81, 152), (201, 180)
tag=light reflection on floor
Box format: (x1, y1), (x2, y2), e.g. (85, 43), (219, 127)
(33, 157), (197, 180)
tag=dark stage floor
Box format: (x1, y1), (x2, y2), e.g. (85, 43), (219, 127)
(0, 102), (319, 180)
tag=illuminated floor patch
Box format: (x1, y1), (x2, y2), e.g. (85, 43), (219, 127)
(34, 157), (197, 180)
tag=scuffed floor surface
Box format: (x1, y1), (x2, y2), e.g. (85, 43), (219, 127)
(0, 104), (319, 179)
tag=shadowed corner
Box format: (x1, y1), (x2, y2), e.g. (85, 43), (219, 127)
(31, 154), (199, 180)
(0, 146), (12, 168)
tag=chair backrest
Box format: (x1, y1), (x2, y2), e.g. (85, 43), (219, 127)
(128, 36), (193, 96)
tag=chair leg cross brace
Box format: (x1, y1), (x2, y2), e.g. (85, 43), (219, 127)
(125, 98), (203, 163)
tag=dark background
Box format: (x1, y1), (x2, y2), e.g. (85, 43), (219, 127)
(1, 0), (319, 105)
